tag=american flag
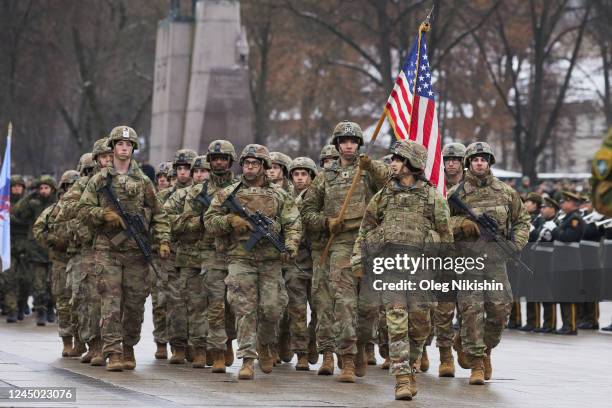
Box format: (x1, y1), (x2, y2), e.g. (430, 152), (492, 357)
(385, 34), (445, 196)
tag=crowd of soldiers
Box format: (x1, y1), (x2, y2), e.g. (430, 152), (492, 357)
(1, 122), (611, 401)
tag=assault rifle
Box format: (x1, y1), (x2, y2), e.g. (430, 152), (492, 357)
(222, 185), (305, 272)
(98, 174), (161, 279)
(448, 192), (534, 276)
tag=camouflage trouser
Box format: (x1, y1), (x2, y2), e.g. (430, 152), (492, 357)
(50, 256), (72, 337)
(279, 265), (314, 354)
(377, 306), (388, 349)
(382, 289), (432, 375)
(203, 249), (236, 352)
(225, 258), (286, 359)
(457, 266), (512, 358)
(151, 256), (168, 344)
(433, 302), (455, 348)
(319, 242), (379, 356)
(32, 262), (52, 312)
(166, 266), (208, 348)
(71, 248), (101, 343)
(95, 248), (151, 356)
(311, 248), (335, 353)
(2, 255), (31, 314)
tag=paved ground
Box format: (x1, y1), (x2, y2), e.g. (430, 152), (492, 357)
(1, 300), (611, 407)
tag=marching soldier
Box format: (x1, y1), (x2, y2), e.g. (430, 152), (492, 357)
(12, 175), (58, 326)
(78, 126), (171, 371)
(449, 142), (530, 385)
(553, 191), (585, 335)
(352, 139), (453, 400)
(156, 162), (173, 190)
(204, 144), (301, 380)
(179, 140), (238, 373)
(319, 145), (339, 170)
(32, 170), (79, 356)
(58, 140), (114, 364)
(442, 142), (466, 189)
(302, 121), (389, 382)
(4, 175), (29, 322)
(281, 157), (319, 370)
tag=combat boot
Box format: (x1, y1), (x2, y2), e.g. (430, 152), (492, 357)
(337, 354), (356, 383)
(438, 347), (455, 377)
(469, 356), (485, 385)
(122, 345), (136, 370)
(36, 309), (46, 326)
(317, 351), (334, 375)
(308, 338), (318, 364)
(192, 347), (207, 368)
(366, 342), (376, 365)
(90, 338), (105, 366)
(394, 375), (412, 401)
(258, 345), (274, 374)
(453, 334), (470, 369)
(6, 312), (17, 323)
(68, 339), (87, 358)
(296, 353), (309, 371)
(61, 336), (73, 357)
(154, 342), (167, 359)
(169, 346), (186, 364)
(212, 350), (226, 373)
(185, 345), (194, 363)
(238, 358), (254, 380)
(409, 367), (418, 396)
(355, 343), (367, 377)
(225, 340), (234, 366)
(419, 346), (429, 372)
(484, 348), (492, 380)
(106, 353), (123, 372)
(81, 342), (95, 363)
(279, 332), (292, 363)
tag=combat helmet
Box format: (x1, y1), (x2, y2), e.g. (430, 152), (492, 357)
(37, 174), (58, 190)
(391, 139), (427, 171)
(107, 125), (139, 149)
(206, 140), (237, 163)
(10, 175), (26, 188)
(191, 155), (211, 173)
(239, 144), (272, 169)
(319, 144), (339, 166)
(442, 143), (466, 159)
(289, 157), (318, 178)
(59, 170), (80, 190)
(77, 153), (95, 174)
(331, 121), (364, 147)
(173, 149), (198, 169)
(464, 142), (496, 167)
(270, 152), (293, 177)
(157, 161), (173, 178)
(92, 137), (112, 159)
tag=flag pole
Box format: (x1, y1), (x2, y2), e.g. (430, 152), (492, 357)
(408, 8), (433, 137)
(317, 7), (435, 267)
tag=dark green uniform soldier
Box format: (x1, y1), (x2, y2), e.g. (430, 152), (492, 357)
(4, 175), (28, 322)
(12, 175), (58, 326)
(553, 191), (585, 335)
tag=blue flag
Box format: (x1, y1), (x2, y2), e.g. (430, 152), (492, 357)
(0, 126), (11, 272)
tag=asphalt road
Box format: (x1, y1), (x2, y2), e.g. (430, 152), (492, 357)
(1, 299), (611, 407)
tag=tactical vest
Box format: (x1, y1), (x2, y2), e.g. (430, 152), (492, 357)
(323, 164), (372, 227)
(456, 177), (512, 238)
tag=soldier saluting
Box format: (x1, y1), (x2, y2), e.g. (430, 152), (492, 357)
(78, 126), (171, 371)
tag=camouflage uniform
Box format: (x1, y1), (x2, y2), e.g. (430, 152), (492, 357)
(11, 176), (58, 320)
(301, 122), (389, 365)
(449, 142), (530, 360)
(3, 176), (27, 319)
(204, 145), (301, 363)
(179, 144), (237, 359)
(162, 149), (199, 353)
(78, 127), (170, 358)
(352, 140), (453, 377)
(33, 171), (79, 339)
